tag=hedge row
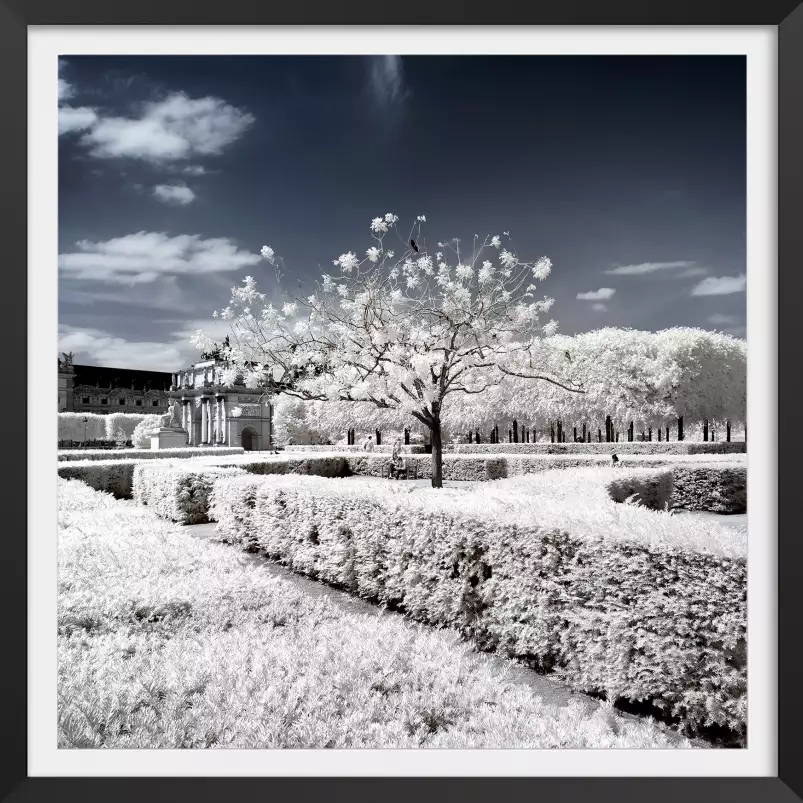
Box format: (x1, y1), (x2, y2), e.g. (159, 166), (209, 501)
(58, 446), (244, 462)
(339, 453), (745, 484)
(208, 473), (747, 739)
(58, 412), (156, 442)
(669, 466), (747, 514)
(442, 442), (746, 455)
(133, 464), (246, 524)
(57, 459), (143, 499)
(284, 444), (427, 454)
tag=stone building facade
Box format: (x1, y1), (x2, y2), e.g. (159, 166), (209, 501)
(57, 353), (171, 414)
(170, 358), (274, 451)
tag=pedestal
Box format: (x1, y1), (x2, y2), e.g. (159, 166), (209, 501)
(150, 428), (189, 450)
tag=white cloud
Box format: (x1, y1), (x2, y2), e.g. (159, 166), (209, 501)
(153, 184), (196, 205)
(604, 261), (694, 276)
(59, 106), (98, 134)
(58, 78), (74, 102)
(691, 274), (746, 296)
(58, 59), (74, 101)
(674, 266), (708, 278)
(59, 231), (261, 285)
(707, 313), (739, 326)
(78, 92), (254, 163)
(576, 288), (616, 301)
(181, 165), (207, 175)
(370, 56), (409, 110)
(58, 325), (186, 373)
(591, 303), (607, 312)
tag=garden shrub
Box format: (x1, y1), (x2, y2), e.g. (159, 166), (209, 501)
(58, 446), (244, 462)
(131, 415), (164, 448)
(134, 464), (246, 524)
(57, 459), (141, 499)
(284, 444), (427, 454)
(605, 470), (674, 510)
(666, 464), (746, 513)
(241, 456), (349, 478)
(209, 473), (746, 740)
(58, 413), (107, 442)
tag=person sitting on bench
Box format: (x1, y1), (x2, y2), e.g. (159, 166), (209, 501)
(390, 438), (405, 479)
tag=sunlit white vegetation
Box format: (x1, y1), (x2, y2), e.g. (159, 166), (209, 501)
(195, 214), (583, 486)
(57, 479), (690, 749)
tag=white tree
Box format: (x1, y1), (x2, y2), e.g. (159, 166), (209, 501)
(195, 214), (583, 487)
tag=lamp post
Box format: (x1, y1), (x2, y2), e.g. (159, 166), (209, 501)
(82, 416), (88, 446)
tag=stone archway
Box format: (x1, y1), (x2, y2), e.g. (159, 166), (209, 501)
(241, 426), (257, 451)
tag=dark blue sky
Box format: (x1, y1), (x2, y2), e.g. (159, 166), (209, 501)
(58, 55), (746, 372)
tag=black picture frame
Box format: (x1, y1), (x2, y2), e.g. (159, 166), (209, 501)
(2, 1), (800, 801)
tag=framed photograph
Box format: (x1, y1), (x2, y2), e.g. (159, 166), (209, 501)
(3, 0), (801, 801)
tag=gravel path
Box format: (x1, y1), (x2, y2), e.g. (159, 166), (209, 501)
(188, 520), (699, 747)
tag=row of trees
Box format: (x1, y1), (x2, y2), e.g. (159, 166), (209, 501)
(270, 327), (746, 446)
(194, 214), (745, 487)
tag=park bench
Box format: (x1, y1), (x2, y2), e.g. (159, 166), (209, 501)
(384, 461), (418, 480)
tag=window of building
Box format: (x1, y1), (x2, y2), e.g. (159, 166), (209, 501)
(82, 397), (90, 404)
(152, 400), (159, 406)
(135, 399), (143, 406)
(101, 397), (108, 405)
(118, 398), (126, 406)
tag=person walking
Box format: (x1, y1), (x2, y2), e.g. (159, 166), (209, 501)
(363, 434), (375, 452)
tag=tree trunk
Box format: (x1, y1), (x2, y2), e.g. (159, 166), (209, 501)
(508, 429), (512, 443)
(582, 423), (586, 442)
(375, 430), (381, 446)
(703, 419), (709, 442)
(628, 421), (634, 442)
(605, 415), (612, 442)
(597, 428), (602, 443)
(430, 417), (443, 489)
(678, 416), (684, 441)
(404, 428), (410, 445)
(648, 428), (652, 441)
(658, 427), (662, 441)
(557, 421), (563, 442)
(727, 421), (731, 442)
(615, 432), (619, 442)
(666, 426), (669, 442)
(513, 420), (518, 443)
(573, 426), (578, 442)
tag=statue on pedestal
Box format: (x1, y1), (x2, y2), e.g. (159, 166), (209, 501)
(150, 400), (189, 450)
(159, 400), (184, 429)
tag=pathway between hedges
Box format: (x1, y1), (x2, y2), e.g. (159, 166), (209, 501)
(187, 519), (701, 748)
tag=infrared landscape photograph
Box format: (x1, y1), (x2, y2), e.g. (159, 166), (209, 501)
(56, 54), (747, 751)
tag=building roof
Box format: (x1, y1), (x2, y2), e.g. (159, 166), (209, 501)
(72, 364), (172, 391)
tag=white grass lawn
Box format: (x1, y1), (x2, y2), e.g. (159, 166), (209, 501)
(58, 478), (693, 749)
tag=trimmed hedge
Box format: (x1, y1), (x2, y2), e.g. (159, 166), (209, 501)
(284, 444), (427, 454)
(58, 446), (244, 462)
(209, 474), (746, 740)
(605, 470), (674, 510)
(133, 464), (246, 524)
(443, 442), (746, 455)
(241, 456), (349, 478)
(58, 412), (154, 442)
(57, 459), (142, 499)
(667, 465), (747, 514)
